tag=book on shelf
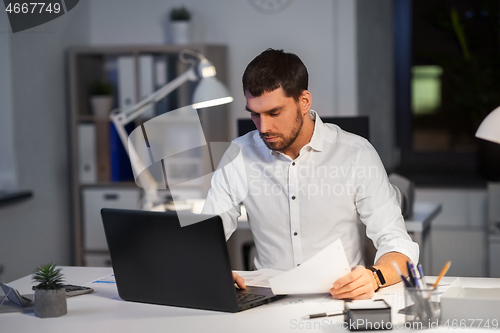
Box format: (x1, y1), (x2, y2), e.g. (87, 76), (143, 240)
(77, 123), (97, 184)
(139, 54), (155, 120)
(109, 122), (134, 182)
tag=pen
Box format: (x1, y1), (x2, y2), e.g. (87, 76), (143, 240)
(409, 263), (422, 289)
(432, 261), (451, 289)
(303, 311), (345, 319)
(406, 261), (416, 287)
(417, 264), (427, 288)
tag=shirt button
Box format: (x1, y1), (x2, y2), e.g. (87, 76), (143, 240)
(292, 162), (296, 166)
(294, 232), (298, 236)
(291, 196), (296, 200)
(297, 264), (300, 267)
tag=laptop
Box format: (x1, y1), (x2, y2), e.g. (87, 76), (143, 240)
(100, 208), (282, 313)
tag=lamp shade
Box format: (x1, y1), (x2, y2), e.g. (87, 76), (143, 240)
(476, 106), (500, 144)
(192, 76), (233, 109)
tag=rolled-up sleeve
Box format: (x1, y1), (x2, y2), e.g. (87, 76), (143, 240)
(354, 143), (419, 265)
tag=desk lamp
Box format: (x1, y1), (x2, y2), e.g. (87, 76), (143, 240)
(476, 106), (500, 145)
(110, 50), (233, 210)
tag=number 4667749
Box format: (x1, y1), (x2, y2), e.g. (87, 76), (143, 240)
(442, 319), (499, 329)
(5, 2), (62, 14)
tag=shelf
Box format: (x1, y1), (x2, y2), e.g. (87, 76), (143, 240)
(77, 114), (200, 124)
(80, 182), (137, 188)
(0, 190), (33, 207)
(68, 44), (229, 266)
(68, 44), (226, 56)
(78, 115), (110, 122)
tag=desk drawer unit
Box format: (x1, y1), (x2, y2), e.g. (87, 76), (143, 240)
(83, 187), (140, 251)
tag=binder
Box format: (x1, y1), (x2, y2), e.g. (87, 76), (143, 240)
(117, 56), (136, 111)
(105, 56), (119, 110)
(167, 54), (179, 111)
(110, 56), (136, 181)
(110, 122), (134, 182)
(139, 54), (155, 119)
(177, 57), (190, 107)
(154, 54), (169, 115)
(95, 56), (117, 182)
(77, 123), (97, 184)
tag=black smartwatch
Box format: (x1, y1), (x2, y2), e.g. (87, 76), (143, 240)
(367, 266), (386, 292)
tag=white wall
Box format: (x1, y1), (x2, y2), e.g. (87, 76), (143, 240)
(0, 1), (90, 282)
(0, 10), (17, 189)
(88, 0), (358, 139)
(334, 0), (358, 117)
(416, 188), (488, 277)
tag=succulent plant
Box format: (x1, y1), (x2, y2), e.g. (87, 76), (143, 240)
(32, 263), (65, 290)
(170, 6), (191, 21)
(90, 79), (113, 96)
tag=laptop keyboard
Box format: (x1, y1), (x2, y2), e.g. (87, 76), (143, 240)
(31, 284), (94, 297)
(64, 284), (94, 297)
(236, 293), (266, 305)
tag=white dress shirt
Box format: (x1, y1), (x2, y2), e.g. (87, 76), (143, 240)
(202, 110), (419, 271)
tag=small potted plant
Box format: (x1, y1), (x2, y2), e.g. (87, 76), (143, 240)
(168, 6), (191, 44)
(89, 79), (114, 118)
(32, 263), (67, 318)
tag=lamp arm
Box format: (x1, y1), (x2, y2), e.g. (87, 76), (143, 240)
(108, 64), (199, 210)
(110, 66), (198, 127)
(110, 108), (159, 195)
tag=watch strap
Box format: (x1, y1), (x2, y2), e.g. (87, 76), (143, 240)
(367, 266), (386, 290)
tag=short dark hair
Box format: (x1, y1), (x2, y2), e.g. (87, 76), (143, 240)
(242, 49), (308, 101)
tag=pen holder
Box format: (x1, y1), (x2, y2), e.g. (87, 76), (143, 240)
(402, 288), (440, 328)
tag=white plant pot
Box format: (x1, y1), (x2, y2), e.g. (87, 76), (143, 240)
(170, 21), (191, 44)
(90, 95), (114, 118)
(34, 288), (67, 318)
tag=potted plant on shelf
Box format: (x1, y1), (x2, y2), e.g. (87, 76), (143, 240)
(168, 6), (191, 44)
(89, 79), (114, 118)
(32, 263), (67, 318)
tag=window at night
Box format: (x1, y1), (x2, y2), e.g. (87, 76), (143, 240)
(395, 0), (500, 180)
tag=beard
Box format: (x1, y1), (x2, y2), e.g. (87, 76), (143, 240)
(259, 107), (304, 152)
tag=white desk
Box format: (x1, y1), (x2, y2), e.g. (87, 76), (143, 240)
(1, 267), (472, 333)
(2, 266), (345, 333)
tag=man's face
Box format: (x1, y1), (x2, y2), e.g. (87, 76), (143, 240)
(245, 88), (304, 152)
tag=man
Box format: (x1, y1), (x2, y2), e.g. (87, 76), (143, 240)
(202, 49), (418, 300)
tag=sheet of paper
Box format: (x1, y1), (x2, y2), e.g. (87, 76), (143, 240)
(235, 269), (284, 288)
(91, 274), (116, 284)
(280, 294), (344, 308)
(269, 238), (350, 295)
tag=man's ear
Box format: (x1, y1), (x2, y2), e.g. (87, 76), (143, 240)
(299, 90), (312, 114)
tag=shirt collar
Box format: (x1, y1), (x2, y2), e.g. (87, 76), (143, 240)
(305, 110), (325, 152)
(268, 109), (325, 156)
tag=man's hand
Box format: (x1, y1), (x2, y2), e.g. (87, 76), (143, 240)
(233, 271), (246, 289)
(330, 266), (377, 300)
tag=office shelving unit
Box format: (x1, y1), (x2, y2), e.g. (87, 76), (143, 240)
(68, 44), (229, 266)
